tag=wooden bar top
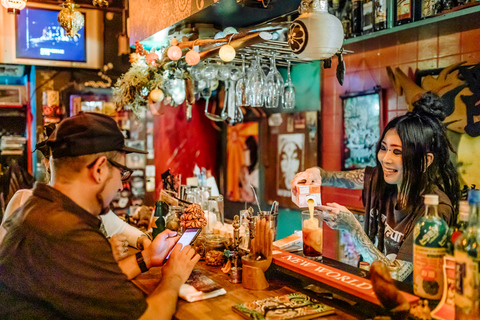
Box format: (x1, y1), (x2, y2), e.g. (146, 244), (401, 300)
(133, 261), (360, 320)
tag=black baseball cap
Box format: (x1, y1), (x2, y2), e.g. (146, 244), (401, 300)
(47, 112), (148, 158)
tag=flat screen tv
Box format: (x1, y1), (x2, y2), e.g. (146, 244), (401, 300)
(16, 7), (86, 63)
(0, 3), (103, 69)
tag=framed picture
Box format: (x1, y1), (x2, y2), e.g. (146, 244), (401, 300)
(341, 88), (383, 170)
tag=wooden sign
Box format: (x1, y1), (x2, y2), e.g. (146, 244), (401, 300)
(272, 250), (419, 306)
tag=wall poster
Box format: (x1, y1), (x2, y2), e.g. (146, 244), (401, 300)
(226, 122), (259, 203)
(277, 133), (305, 197)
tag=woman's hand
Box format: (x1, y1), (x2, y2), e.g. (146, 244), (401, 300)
(109, 234), (130, 262)
(318, 203), (361, 232)
(290, 167), (322, 195)
(144, 229), (180, 267)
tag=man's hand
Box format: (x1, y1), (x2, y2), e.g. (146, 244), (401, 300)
(144, 229), (179, 267)
(162, 244), (200, 285)
(109, 234), (129, 262)
(290, 167), (322, 195)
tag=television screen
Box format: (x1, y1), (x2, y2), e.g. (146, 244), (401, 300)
(16, 7), (86, 62)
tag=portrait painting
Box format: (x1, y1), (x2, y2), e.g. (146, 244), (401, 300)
(277, 133), (304, 197)
(341, 89), (382, 170)
(226, 122), (259, 203)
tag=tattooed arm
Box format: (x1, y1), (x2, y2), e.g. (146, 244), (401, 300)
(291, 167), (365, 191)
(320, 203), (413, 281)
(320, 167), (365, 189)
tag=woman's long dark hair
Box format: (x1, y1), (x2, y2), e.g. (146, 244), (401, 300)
(372, 92), (460, 214)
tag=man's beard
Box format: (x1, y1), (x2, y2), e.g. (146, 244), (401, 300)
(96, 177), (114, 216)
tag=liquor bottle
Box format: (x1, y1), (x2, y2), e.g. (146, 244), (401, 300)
(413, 194), (449, 300)
(396, 0), (413, 25)
(374, 0), (388, 30)
(421, 0), (436, 19)
(447, 201), (469, 256)
(362, 0), (374, 34)
(352, 0), (363, 36)
(454, 190), (480, 319)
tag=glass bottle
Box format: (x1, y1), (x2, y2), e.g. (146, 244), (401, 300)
(165, 206), (183, 232)
(413, 194), (449, 300)
(352, 0), (363, 36)
(362, 0), (374, 34)
(374, 0), (388, 30)
(446, 201), (469, 256)
(396, 0), (413, 25)
(454, 190), (480, 319)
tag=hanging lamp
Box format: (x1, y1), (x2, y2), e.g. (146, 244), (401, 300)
(288, 0), (344, 61)
(1, 0), (27, 14)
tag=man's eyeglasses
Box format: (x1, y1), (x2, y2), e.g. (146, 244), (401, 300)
(87, 157), (133, 181)
(107, 158), (133, 181)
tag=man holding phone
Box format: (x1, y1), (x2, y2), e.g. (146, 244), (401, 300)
(0, 113), (200, 320)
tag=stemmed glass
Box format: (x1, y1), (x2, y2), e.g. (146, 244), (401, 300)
(203, 62), (226, 121)
(246, 53), (265, 108)
(264, 54), (284, 109)
(235, 54), (249, 108)
(283, 60), (296, 109)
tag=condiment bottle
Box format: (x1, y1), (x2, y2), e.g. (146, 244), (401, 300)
(413, 194), (448, 300)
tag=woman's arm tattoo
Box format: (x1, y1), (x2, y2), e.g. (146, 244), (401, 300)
(321, 168), (365, 189)
(336, 210), (413, 281)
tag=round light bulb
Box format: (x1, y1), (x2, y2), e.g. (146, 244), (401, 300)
(219, 45), (236, 62)
(185, 50), (201, 66)
(149, 89), (164, 103)
(167, 45), (182, 61)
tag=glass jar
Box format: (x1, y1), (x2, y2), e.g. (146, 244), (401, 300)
(164, 206), (183, 232)
(204, 235), (227, 266)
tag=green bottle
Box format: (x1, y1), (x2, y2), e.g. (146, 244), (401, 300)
(413, 194), (449, 300)
(454, 189), (480, 319)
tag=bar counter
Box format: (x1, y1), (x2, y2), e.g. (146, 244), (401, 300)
(132, 251), (413, 319)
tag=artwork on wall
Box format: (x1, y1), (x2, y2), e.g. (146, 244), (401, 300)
(341, 88), (382, 170)
(388, 62), (480, 189)
(277, 133), (305, 197)
(226, 122), (259, 203)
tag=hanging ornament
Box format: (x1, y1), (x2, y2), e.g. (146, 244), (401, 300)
(149, 89), (164, 103)
(58, 0), (85, 38)
(219, 45), (236, 62)
(167, 45), (182, 61)
(288, 0), (344, 60)
(185, 49), (200, 66)
(92, 0), (109, 6)
(1, 0), (27, 14)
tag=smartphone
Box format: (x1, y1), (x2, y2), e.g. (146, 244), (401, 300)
(164, 228), (201, 261)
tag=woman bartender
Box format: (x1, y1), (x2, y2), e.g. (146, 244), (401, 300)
(291, 93), (460, 281)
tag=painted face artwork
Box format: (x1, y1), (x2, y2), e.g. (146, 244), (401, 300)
(280, 141), (301, 190)
(377, 129), (403, 188)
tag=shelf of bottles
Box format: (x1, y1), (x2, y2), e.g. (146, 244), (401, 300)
(334, 0), (480, 45)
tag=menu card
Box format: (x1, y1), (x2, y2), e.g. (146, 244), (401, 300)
(232, 292), (335, 320)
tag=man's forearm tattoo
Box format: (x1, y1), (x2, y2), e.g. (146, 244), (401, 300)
(321, 168), (365, 189)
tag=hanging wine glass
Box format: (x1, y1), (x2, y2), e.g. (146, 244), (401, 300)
(283, 60), (296, 109)
(264, 54), (284, 109)
(203, 61), (225, 121)
(235, 54), (249, 107)
(246, 53), (265, 108)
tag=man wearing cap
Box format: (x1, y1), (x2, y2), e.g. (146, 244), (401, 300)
(0, 112), (199, 319)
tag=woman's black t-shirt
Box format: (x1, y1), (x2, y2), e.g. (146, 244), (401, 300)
(362, 166), (455, 263)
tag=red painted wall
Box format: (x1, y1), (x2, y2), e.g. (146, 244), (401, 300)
(321, 24), (480, 211)
(153, 99), (219, 199)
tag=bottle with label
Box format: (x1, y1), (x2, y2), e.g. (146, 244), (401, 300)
(446, 201), (469, 256)
(454, 190), (480, 319)
(374, 0), (388, 30)
(362, 0), (374, 34)
(352, 0), (363, 36)
(396, 0), (413, 25)
(413, 194), (449, 300)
